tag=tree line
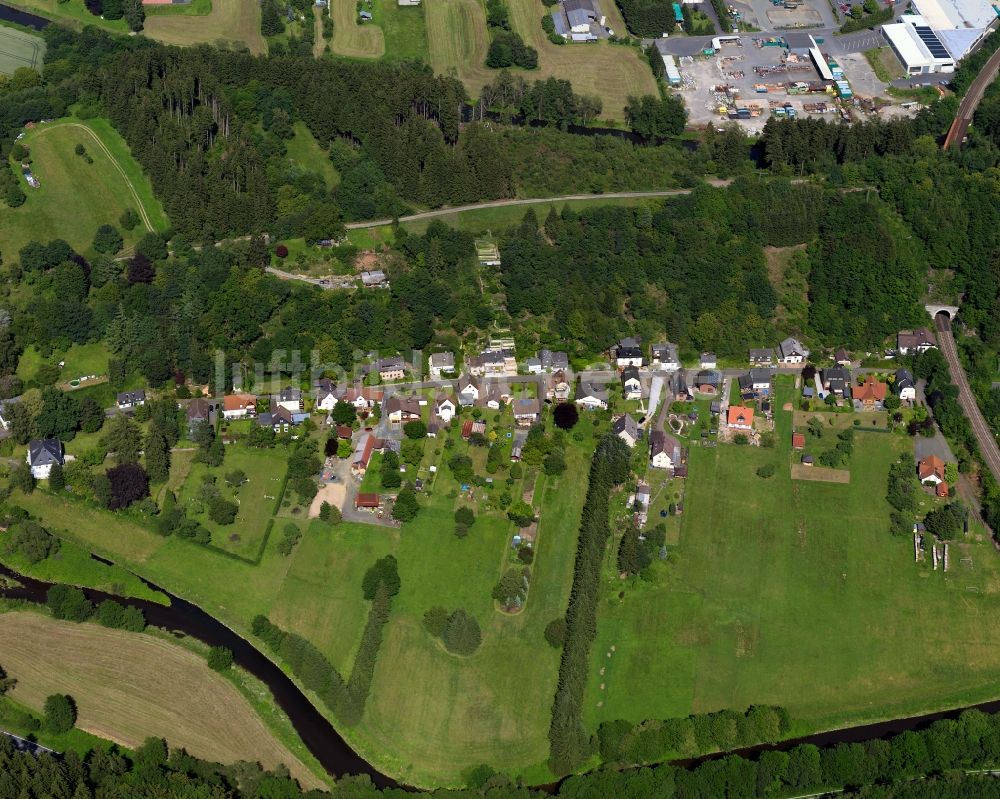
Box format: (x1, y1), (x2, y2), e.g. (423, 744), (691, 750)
(251, 555), (399, 726)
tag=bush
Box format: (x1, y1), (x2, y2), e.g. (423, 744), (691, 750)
(423, 606), (449, 638)
(544, 617), (567, 647)
(46, 584), (94, 622)
(119, 208), (140, 231)
(554, 403), (578, 429)
(4, 521), (59, 565)
(275, 244), (289, 258)
(756, 464), (776, 479)
(403, 420), (426, 439)
(43, 694), (76, 733)
(442, 609), (482, 655)
(208, 496), (238, 525)
(207, 646), (234, 671)
(92, 224), (123, 255)
(96, 599), (145, 632)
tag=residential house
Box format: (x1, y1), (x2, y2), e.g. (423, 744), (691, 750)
(749, 348), (775, 367)
(614, 337), (643, 368)
(727, 406), (754, 431)
(822, 367), (851, 397)
(576, 381), (609, 410)
(852, 375), (887, 410)
(621, 366), (642, 400)
(670, 369), (690, 401)
(778, 337), (809, 365)
(276, 386), (303, 412)
(314, 378), (338, 411)
(384, 395), (421, 424)
(896, 328), (936, 356)
(792, 432), (805, 450)
(27, 438), (63, 480)
(458, 376), (480, 407)
(222, 394), (257, 420)
(116, 390), (146, 410)
(650, 430), (679, 469)
(694, 370), (721, 394)
(700, 352), (717, 369)
(427, 421), (441, 438)
(258, 404), (309, 432)
(377, 356), (406, 382)
(918, 455), (946, 485)
(514, 398), (541, 427)
(467, 349), (517, 377)
(526, 349), (569, 374)
(360, 270), (388, 288)
(612, 414), (640, 448)
(738, 368), (772, 399)
(895, 368), (916, 401)
(428, 352), (455, 379)
(351, 432), (377, 476)
(835, 348), (851, 367)
(548, 370), (571, 402)
(651, 343), (680, 371)
(478, 382), (504, 410)
(435, 394), (457, 422)
(342, 386), (384, 411)
(186, 398), (211, 435)
(336, 424), (353, 439)
(355, 493), (380, 511)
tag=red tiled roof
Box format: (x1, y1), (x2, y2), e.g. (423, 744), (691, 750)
(852, 376), (887, 403)
(936, 482), (949, 498)
(356, 493), (380, 508)
(727, 406), (754, 428)
(918, 455), (945, 482)
(792, 432), (805, 449)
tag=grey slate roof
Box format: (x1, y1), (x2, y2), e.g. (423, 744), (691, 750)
(612, 413), (639, 441)
(28, 438), (63, 467)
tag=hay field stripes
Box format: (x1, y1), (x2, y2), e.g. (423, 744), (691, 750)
(0, 25), (43, 73)
(0, 612), (325, 789)
(424, 0), (657, 120)
(329, 0), (385, 58)
(143, 0), (265, 55)
(28, 122), (154, 232)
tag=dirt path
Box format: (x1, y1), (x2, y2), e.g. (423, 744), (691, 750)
(28, 122), (155, 233)
(309, 481), (346, 517)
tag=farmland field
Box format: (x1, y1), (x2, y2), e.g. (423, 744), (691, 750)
(1, 119), (166, 255)
(584, 381), (1000, 741)
(0, 25), (44, 74)
(144, 0), (265, 54)
(425, 0), (657, 121)
(0, 612), (325, 788)
(329, 0), (385, 58)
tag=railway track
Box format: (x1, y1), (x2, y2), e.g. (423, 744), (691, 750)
(935, 314), (1000, 484)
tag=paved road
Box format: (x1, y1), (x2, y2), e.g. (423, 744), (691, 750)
(342, 185), (734, 230)
(935, 315), (1000, 485)
(1, 729), (56, 756)
(944, 34), (1000, 149)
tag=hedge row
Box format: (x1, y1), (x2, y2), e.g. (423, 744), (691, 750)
(548, 434), (632, 774)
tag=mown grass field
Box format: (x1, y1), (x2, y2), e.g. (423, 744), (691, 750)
(17, 342), (110, 383)
(425, 0), (656, 121)
(0, 611), (325, 788)
(329, 0), (385, 58)
(144, 0), (264, 54)
(1, 119), (166, 256)
(584, 381), (1000, 739)
(0, 24), (44, 74)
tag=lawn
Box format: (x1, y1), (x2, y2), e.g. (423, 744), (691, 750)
(285, 121), (340, 189)
(374, 0), (428, 61)
(0, 24), (44, 74)
(175, 445), (287, 559)
(329, 0), (385, 58)
(424, 0), (657, 122)
(144, 0), (264, 54)
(584, 380), (1000, 743)
(2, 119), (166, 256)
(0, 611), (325, 788)
(17, 341), (110, 384)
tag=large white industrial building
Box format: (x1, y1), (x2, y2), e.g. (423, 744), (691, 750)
(882, 0), (997, 75)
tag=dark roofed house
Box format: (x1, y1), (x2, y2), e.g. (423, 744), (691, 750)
(778, 337), (809, 364)
(314, 378), (338, 411)
(612, 413), (640, 448)
(822, 367), (851, 396)
(835, 348), (851, 366)
(895, 368), (916, 401)
(116, 390), (146, 410)
(749, 348), (775, 366)
(27, 438), (63, 479)
(622, 366), (642, 400)
(564, 0), (599, 30)
(670, 369), (690, 401)
(514, 398), (541, 426)
(276, 386), (303, 412)
(896, 328), (936, 356)
(694, 370), (720, 394)
(186, 398), (211, 434)
(614, 337), (643, 367)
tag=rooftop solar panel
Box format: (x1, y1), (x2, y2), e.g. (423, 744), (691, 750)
(914, 25), (951, 58)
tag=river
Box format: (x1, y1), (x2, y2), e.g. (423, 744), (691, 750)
(3, 560), (1000, 790)
(0, 3), (49, 30)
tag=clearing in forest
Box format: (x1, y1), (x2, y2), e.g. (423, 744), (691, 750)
(144, 0), (265, 54)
